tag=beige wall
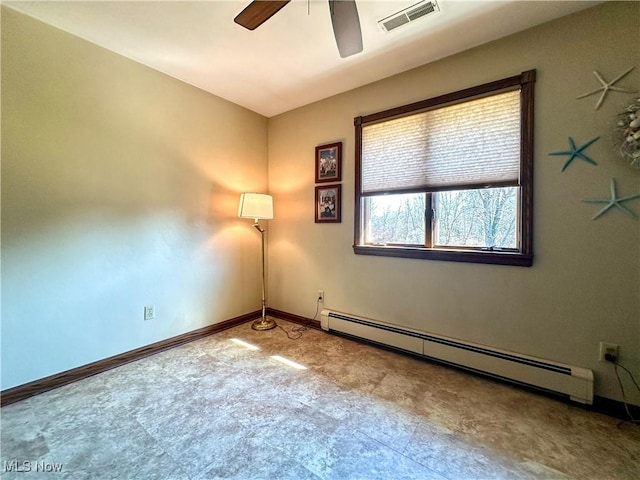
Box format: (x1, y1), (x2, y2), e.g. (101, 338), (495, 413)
(268, 2), (640, 404)
(1, 7), (268, 389)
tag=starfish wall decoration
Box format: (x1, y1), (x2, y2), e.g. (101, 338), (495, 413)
(549, 136), (599, 171)
(577, 66), (636, 110)
(582, 178), (640, 220)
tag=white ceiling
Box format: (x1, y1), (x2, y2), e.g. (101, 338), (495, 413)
(5, 0), (601, 117)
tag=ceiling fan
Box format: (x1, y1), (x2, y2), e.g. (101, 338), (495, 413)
(234, 0), (363, 58)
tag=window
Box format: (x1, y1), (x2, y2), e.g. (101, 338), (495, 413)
(354, 70), (535, 266)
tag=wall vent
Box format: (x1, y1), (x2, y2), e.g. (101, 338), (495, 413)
(378, 0), (440, 33)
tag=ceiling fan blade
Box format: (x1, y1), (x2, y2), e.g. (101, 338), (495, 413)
(329, 0), (363, 58)
(234, 0), (291, 31)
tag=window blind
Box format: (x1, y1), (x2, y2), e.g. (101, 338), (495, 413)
(361, 89), (521, 195)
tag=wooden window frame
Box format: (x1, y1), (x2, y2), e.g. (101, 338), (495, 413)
(353, 70), (535, 267)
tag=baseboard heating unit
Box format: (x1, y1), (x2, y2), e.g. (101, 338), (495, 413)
(320, 309), (593, 405)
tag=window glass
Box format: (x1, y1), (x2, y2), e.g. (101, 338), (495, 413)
(433, 187), (518, 249)
(365, 193), (426, 245)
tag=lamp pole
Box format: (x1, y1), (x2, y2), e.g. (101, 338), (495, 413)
(251, 219), (276, 331)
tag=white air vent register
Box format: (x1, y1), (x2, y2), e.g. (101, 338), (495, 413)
(378, 0), (440, 33)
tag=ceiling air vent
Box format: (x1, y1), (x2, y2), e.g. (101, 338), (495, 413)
(378, 0), (440, 33)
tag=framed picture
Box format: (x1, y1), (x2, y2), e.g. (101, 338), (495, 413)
(315, 184), (341, 223)
(315, 142), (342, 183)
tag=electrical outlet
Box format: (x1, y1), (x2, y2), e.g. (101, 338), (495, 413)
(599, 342), (619, 362)
(317, 290), (324, 302)
(144, 305), (155, 321)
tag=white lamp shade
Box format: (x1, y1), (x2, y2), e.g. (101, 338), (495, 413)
(238, 193), (273, 220)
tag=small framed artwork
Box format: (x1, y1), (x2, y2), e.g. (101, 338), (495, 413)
(315, 184), (341, 223)
(315, 142), (342, 183)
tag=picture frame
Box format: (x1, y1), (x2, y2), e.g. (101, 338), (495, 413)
(315, 142), (342, 183)
(315, 184), (341, 223)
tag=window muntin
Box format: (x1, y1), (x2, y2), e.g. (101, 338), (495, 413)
(354, 70), (535, 267)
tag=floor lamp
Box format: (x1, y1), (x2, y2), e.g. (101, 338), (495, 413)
(238, 193), (277, 331)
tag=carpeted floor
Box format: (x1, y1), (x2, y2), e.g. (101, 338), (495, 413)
(2, 318), (639, 479)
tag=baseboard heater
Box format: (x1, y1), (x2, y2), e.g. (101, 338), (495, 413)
(321, 309), (593, 405)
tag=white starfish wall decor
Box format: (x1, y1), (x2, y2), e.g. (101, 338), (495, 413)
(577, 66), (636, 110)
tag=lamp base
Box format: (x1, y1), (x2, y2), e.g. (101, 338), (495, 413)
(251, 317), (277, 331)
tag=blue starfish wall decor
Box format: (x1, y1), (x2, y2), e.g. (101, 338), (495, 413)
(549, 136), (599, 171)
(577, 66), (636, 110)
(582, 178), (640, 220)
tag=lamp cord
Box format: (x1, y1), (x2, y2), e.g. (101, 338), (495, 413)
(610, 360), (640, 426)
(277, 298), (320, 340)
